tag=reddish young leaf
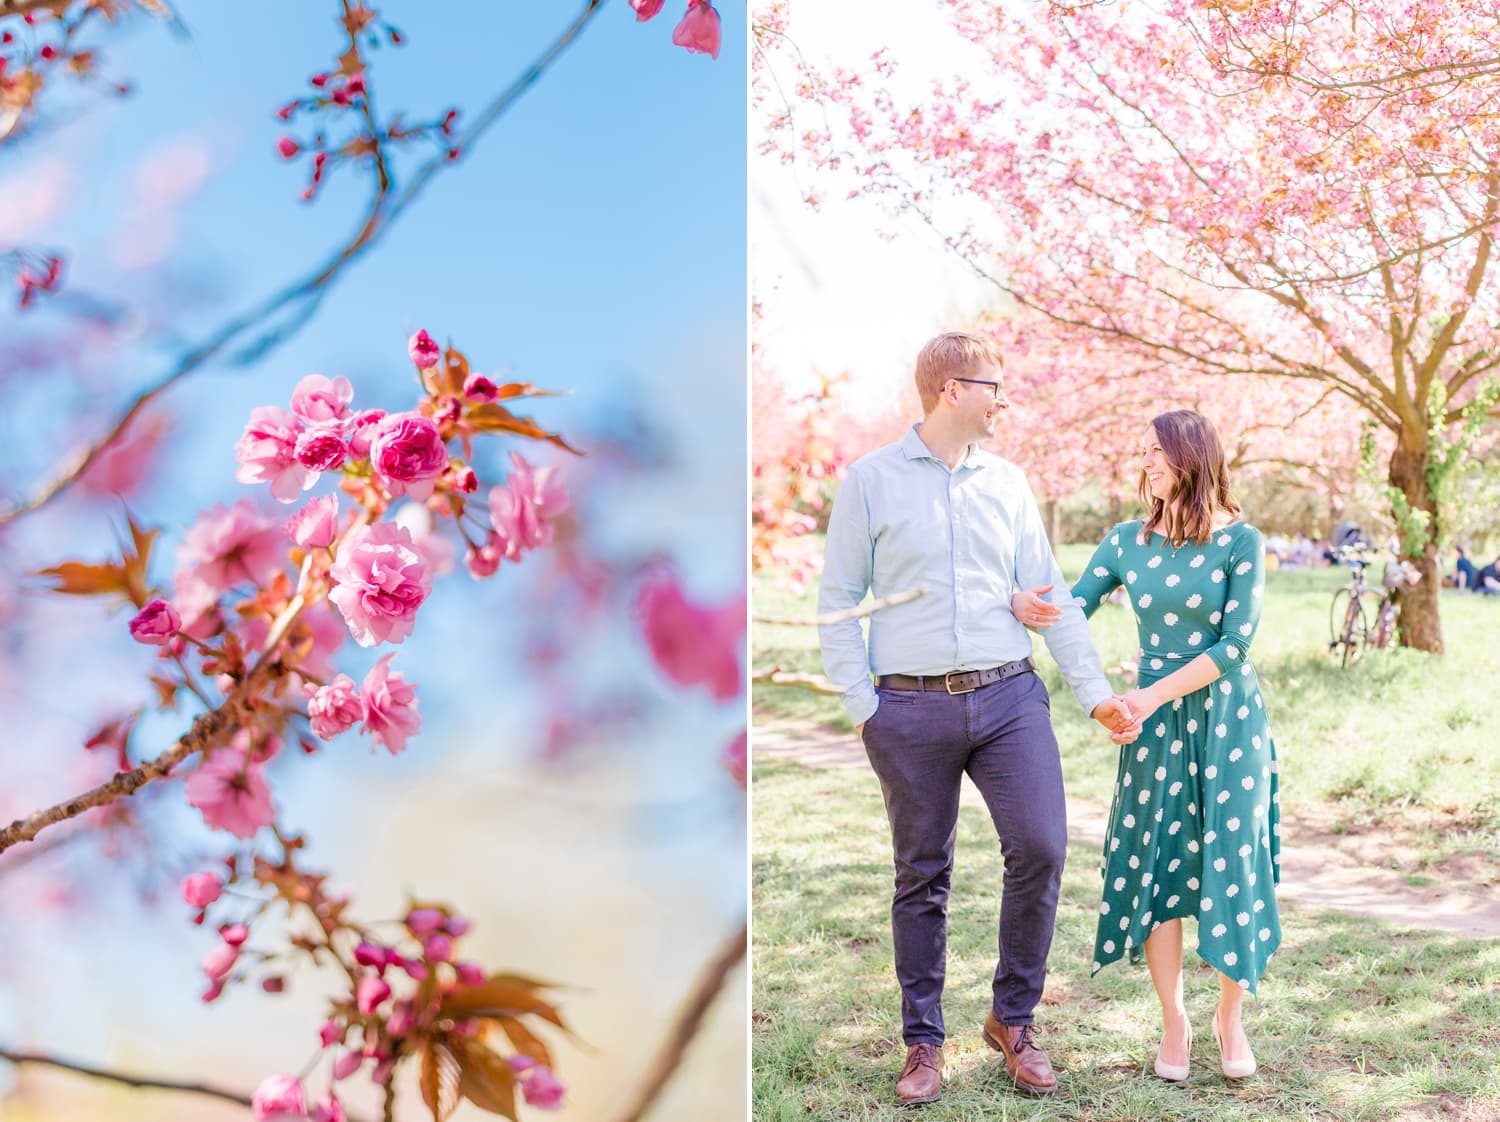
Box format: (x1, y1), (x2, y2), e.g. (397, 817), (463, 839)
(465, 405), (584, 456)
(32, 560), (130, 598)
(450, 1037), (518, 1120)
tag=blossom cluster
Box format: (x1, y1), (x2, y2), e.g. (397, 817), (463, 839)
(630, 0), (723, 61)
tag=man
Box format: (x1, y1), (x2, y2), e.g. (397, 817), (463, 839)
(1476, 552), (1500, 595)
(817, 332), (1139, 1104)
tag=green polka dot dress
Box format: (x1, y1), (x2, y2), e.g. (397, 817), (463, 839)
(1071, 519), (1282, 993)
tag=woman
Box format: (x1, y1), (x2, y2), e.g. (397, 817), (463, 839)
(1045, 409), (1282, 1081)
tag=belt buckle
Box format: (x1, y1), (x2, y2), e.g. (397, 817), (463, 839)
(944, 670), (977, 695)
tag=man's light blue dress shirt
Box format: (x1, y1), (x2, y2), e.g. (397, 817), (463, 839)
(818, 424), (1115, 727)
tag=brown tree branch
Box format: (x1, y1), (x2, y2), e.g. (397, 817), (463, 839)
(750, 667), (841, 695)
(609, 918), (748, 1122)
(0, 0), (606, 528)
(0, 1046), (253, 1108)
(754, 586), (928, 627)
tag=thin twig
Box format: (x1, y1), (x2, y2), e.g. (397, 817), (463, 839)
(609, 918), (748, 1122)
(750, 667), (841, 696)
(0, 1046), (253, 1108)
(0, 0), (607, 528)
(753, 586), (929, 627)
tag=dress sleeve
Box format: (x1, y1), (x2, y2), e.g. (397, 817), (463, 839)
(1204, 526), (1266, 673)
(1070, 525), (1125, 620)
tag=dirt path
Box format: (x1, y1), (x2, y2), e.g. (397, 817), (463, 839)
(754, 718), (1500, 940)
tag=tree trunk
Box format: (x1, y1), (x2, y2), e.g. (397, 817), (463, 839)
(1387, 437), (1444, 654)
(1042, 498), (1062, 548)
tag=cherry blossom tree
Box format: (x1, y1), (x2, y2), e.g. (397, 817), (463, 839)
(756, 0), (1500, 652)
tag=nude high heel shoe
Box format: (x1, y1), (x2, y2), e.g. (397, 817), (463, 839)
(1212, 1010), (1257, 1079)
(1153, 1019), (1192, 1082)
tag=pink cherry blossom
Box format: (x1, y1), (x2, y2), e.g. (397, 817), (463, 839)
(369, 412), (448, 500)
(174, 500), (284, 634)
(328, 522), (431, 647)
(465, 537), (502, 579)
(181, 871), (223, 909)
(286, 494), (341, 549)
(423, 934), (453, 961)
(386, 999), (416, 1036)
(251, 1074), (306, 1122)
(221, 922), (250, 947)
(488, 453), (569, 561)
(128, 599), (180, 645)
(406, 907), (444, 934)
(672, 0), (720, 59)
(294, 428), (347, 472)
(635, 570), (744, 702)
(356, 975), (391, 1015)
(313, 1095), (345, 1122)
(289, 374), (354, 424)
(354, 941), (386, 969)
(185, 749), (275, 839)
(360, 654), (421, 754)
(631, 0), (664, 19)
(332, 1051), (364, 1081)
(518, 1064), (565, 1110)
(277, 136), (299, 159)
(344, 408), (387, 457)
(408, 329), (441, 369)
(456, 961), (486, 985)
(307, 674), (362, 739)
(236, 405), (314, 503)
(319, 1020), (343, 1048)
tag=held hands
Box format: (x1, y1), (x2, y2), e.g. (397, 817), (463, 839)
(1012, 584), (1063, 630)
(1092, 688), (1162, 744)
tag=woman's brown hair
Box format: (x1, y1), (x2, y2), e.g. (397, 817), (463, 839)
(1140, 409), (1241, 546)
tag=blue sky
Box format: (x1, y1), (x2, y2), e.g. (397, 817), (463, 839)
(0, 1), (747, 1097)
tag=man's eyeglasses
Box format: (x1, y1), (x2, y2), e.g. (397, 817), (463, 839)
(952, 377), (1008, 404)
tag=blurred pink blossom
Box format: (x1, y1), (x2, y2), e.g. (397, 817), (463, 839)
(360, 654), (420, 754)
(635, 569), (744, 702)
(250, 1075), (306, 1122)
(489, 453), (568, 562)
(672, 0), (721, 59)
(290, 374), (354, 424)
(181, 871), (223, 909)
(286, 494), (341, 550)
(184, 748), (275, 839)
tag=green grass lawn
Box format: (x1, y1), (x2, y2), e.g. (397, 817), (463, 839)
(754, 540), (1500, 838)
(752, 758), (1500, 1122)
(753, 538), (1500, 1119)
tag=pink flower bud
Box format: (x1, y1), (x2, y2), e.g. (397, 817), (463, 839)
(371, 1056), (395, 1086)
(353, 941), (385, 969)
(455, 962), (487, 987)
(319, 1019), (343, 1048)
(386, 999), (416, 1036)
(520, 1065), (566, 1110)
(423, 934), (453, 962)
(443, 916), (472, 938)
(399, 956), (429, 981)
(286, 494), (341, 550)
(251, 1075), (306, 1122)
(310, 72), (329, 88)
(407, 329), (441, 370)
(313, 1093), (346, 1122)
(129, 599), (181, 645)
(722, 729), (747, 788)
(434, 395), (462, 424)
(203, 942), (239, 982)
(262, 976), (285, 993)
(295, 428), (347, 472)
(630, 0), (665, 19)
(276, 101), (299, 121)
(452, 465), (478, 494)
(202, 979), (225, 1003)
(221, 923), (250, 947)
(39, 44), (57, 61)
(462, 373), (498, 403)
(465, 539), (501, 579)
(332, 1050), (364, 1081)
(181, 871), (223, 910)
(356, 975), (391, 1015)
(277, 136), (300, 159)
(406, 907), (444, 934)
(507, 1055), (538, 1073)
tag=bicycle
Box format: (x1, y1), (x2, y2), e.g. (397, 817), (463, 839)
(1328, 547), (1420, 666)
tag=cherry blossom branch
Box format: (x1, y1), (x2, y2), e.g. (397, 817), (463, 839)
(0, 694), (250, 856)
(750, 667), (840, 695)
(753, 585), (928, 627)
(0, 1045), (374, 1122)
(0, 0), (606, 529)
(0, 1046), (252, 1109)
(608, 918), (747, 1122)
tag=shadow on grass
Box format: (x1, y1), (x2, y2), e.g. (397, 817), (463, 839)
(753, 758), (1500, 1122)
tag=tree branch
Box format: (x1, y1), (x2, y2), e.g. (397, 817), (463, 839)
(608, 918), (747, 1122)
(750, 667), (841, 695)
(0, 0), (607, 528)
(0, 1046), (253, 1108)
(753, 586), (928, 627)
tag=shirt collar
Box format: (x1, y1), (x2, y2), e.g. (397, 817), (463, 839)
(904, 423), (986, 471)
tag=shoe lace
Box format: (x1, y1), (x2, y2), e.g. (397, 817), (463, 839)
(1014, 1024), (1041, 1053)
(905, 1044), (941, 1074)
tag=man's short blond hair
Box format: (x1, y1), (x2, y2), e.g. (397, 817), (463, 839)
(914, 332), (1004, 414)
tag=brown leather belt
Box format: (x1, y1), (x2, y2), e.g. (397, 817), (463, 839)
(877, 658), (1033, 696)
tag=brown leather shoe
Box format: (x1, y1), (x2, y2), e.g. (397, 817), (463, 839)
(982, 1011), (1057, 1095)
(895, 1042), (943, 1104)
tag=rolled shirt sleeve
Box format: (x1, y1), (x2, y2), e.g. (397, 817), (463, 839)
(817, 465), (880, 726)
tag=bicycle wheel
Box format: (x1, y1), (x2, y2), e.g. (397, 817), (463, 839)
(1371, 599), (1397, 649)
(1330, 588), (1369, 667)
